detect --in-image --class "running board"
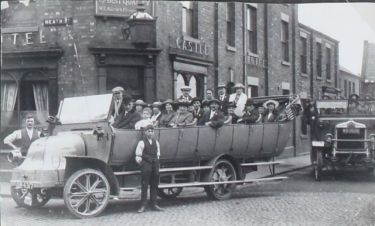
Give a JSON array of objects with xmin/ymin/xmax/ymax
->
[
  {"xmin": 240, "ymin": 161, "xmax": 283, "ymax": 167},
  {"xmin": 158, "ymin": 176, "xmax": 288, "ymax": 189}
]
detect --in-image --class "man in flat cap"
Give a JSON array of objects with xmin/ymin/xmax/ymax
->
[
  {"xmin": 110, "ymin": 86, "xmax": 127, "ymax": 125},
  {"xmin": 228, "ymin": 83, "xmax": 248, "ymax": 117},
  {"xmin": 178, "ymin": 86, "xmax": 193, "ymax": 103},
  {"xmin": 135, "ymin": 124, "xmax": 164, "ymax": 213},
  {"xmin": 198, "ymin": 99, "xmax": 225, "ymax": 128}
]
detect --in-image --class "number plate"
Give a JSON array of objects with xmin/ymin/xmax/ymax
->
[
  {"xmin": 343, "ymin": 128, "xmax": 360, "ymax": 134},
  {"xmin": 312, "ymin": 141, "xmax": 325, "ymax": 147}
]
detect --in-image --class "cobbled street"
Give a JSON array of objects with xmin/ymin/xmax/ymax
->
[{"xmin": 1, "ymin": 167, "xmax": 375, "ymax": 226}]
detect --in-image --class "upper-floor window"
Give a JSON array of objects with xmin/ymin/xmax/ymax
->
[
  {"xmin": 316, "ymin": 42, "xmax": 322, "ymax": 78},
  {"xmin": 300, "ymin": 36, "xmax": 307, "ymax": 74},
  {"xmin": 226, "ymin": 3, "xmax": 235, "ymax": 46},
  {"xmin": 182, "ymin": 1, "xmax": 198, "ymax": 38},
  {"xmin": 281, "ymin": 20, "xmax": 289, "ymax": 62},
  {"xmin": 326, "ymin": 47, "xmax": 331, "ymax": 80},
  {"xmin": 247, "ymin": 5, "xmax": 257, "ymax": 54}
]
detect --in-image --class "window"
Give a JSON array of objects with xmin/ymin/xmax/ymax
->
[
  {"xmin": 344, "ymin": 80, "xmax": 347, "ymax": 97},
  {"xmin": 226, "ymin": 3, "xmax": 235, "ymax": 46},
  {"xmin": 247, "ymin": 5, "xmax": 257, "ymax": 54},
  {"xmin": 182, "ymin": 1, "xmax": 198, "ymax": 38},
  {"xmin": 106, "ymin": 67, "xmax": 144, "ymax": 99},
  {"xmin": 247, "ymin": 85, "xmax": 258, "ymax": 98},
  {"xmin": 316, "ymin": 42, "xmax": 322, "ymax": 78},
  {"xmin": 326, "ymin": 47, "xmax": 331, "ymax": 80},
  {"xmin": 281, "ymin": 20, "xmax": 289, "ymax": 62},
  {"xmin": 300, "ymin": 37, "xmax": 307, "ymax": 74},
  {"xmin": 229, "ymin": 68, "xmax": 234, "ymax": 82}
]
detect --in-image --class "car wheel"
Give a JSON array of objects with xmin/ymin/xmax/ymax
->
[
  {"xmin": 204, "ymin": 159, "xmax": 237, "ymax": 200},
  {"xmin": 63, "ymin": 168, "xmax": 110, "ymax": 218},
  {"xmin": 11, "ymin": 186, "xmax": 51, "ymax": 209},
  {"xmin": 158, "ymin": 187, "xmax": 183, "ymax": 199},
  {"xmin": 314, "ymin": 150, "xmax": 323, "ymax": 181}
]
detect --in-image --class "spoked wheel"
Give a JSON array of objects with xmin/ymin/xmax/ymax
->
[
  {"xmin": 204, "ymin": 159, "xmax": 237, "ymax": 200},
  {"xmin": 314, "ymin": 150, "xmax": 323, "ymax": 181},
  {"xmin": 10, "ymin": 186, "xmax": 51, "ymax": 208},
  {"xmin": 158, "ymin": 187, "xmax": 183, "ymax": 199},
  {"xmin": 63, "ymin": 169, "xmax": 110, "ymax": 218}
]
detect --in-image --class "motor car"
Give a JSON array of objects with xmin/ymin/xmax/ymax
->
[
  {"xmin": 9, "ymin": 93, "xmax": 302, "ymax": 218},
  {"xmin": 310, "ymin": 99, "xmax": 375, "ymax": 181}
]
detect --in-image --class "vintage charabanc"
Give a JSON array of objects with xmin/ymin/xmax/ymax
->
[
  {"xmin": 8, "ymin": 93, "xmax": 302, "ymax": 218},
  {"xmin": 310, "ymin": 98, "xmax": 375, "ymax": 181}
]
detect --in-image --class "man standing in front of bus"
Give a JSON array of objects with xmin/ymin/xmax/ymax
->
[{"xmin": 135, "ymin": 124, "xmax": 164, "ymax": 213}]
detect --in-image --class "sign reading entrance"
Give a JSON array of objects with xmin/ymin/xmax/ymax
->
[{"xmin": 95, "ymin": 0, "xmax": 151, "ymax": 18}]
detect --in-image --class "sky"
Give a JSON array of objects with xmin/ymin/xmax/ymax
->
[{"xmin": 298, "ymin": 3, "xmax": 375, "ymax": 76}]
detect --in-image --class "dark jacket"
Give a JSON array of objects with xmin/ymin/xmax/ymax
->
[
  {"xmin": 198, "ymin": 110, "xmax": 225, "ymax": 128},
  {"xmin": 263, "ymin": 110, "xmax": 278, "ymax": 123},
  {"xmin": 114, "ymin": 109, "xmax": 142, "ymax": 129},
  {"xmin": 241, "ymin": 109, "xmax": 259, "ymax": 124},
  {"xmin": 192, "ymin": 108, "xmax": 204, "ymax": 121},
  {"xmin": 217, "ymin": 94, "xmax": 229, "ymax": 112},
  {"xmin": 20, "ymin": 128, "xmax": 39, "ymax": 155},
  {"xmin": 110, "ymin": 99, "xmax": 126, "ymax": 120}
]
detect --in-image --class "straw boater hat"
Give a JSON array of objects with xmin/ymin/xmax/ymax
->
[
  {"xmin": 151, "ymin": 101, "xmax": 162, "ymax": 108},
  {"xmin": 180, "ymin": 85, "xmax": 191, "ymax": 91},
  {"xmin": 134, "ymin": 99, "xmax": 147, "ymax": 106},
  {"xmin": 233, "ymin": 83, "xmax": 245, "ymax": 90},
  {"xmin": 112, "ymin": 86, "xmax": 124, "ymax": 93},
  {"xmin": 263, "ymin": 99, "xmax": 279, "ymax": 109}
]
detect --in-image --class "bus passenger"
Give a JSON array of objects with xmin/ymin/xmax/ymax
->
[
  {"xmin": 168, "ymin": 101, "xmax": 194, "ymax": 127},
  {"xmin": 191, "ymin": 97, "xmax": 204, "ymax": 122},
  {"xmin": 135, "ymin": 107, "xmax": 153, "ymax": 130},
  {"xmin": 201, "ymin": 100, "xmax": 210, "ymax": 114},
  {"xmin": 198, "ymin": 99, "xmax": 225, "ymax": 128},
  {"xmin": 256, "ymin": 106, "xmax": 266, "ymax": 123},
  {"xmin": 158, "ymin": 99, "xmax": 176, "ymax": 127},
  {"xmin": 114, "ymin": 100, "xmax": 141, "ymax": 129},
  {"xmin": 134, "ymin": 99, "xmax": 147, "ymax": 115},
  {"xmin": 238, "ymin": 100, "xmax": 259, "ymax": 124},
  {"xmin": 228, "ymin": 83, "xmax": 247, "ymax": 117},
  {"xmin": 150, "ymin": 102, "xmax": 162, "ymax": 127},
  {"xmin": 263, "ymin": 100, "xmax": 279, "ymax": 123},
  {"xmin": 224, "ymin": 102, "xmax": 238, "ymax": 124}
]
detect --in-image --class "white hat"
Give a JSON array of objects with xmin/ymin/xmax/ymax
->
[
  {"xmin": 233, "ymin": 83, "xmax": 245, "ymax": 90},
  {"xmin": 180, "ymin": 86, "xmax": 191, "ymax": 91},
  {"xmin": 263, "ymin": 99, "xmax": 279, "ymax": 109}
]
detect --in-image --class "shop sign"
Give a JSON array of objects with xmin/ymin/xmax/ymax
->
[
  {"xmin": 175, "ymin": 36, "xmax": 209, "ymax": 56},
  {"xmin": 44, "ymin": 17, "xmax": 72, "ymax": 26},
  {"xmin": 95, "ymin": 0, "xmax": 151, "ymax": 18},
  {"xmin": 1, "ymin": 30, "xmax": 46, "ymax": 46},
  {"xmin": 246, "ymin": 54, "xmax": 266, "ymax": 69}
]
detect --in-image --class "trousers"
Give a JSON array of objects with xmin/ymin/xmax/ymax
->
[{"xmin": 140, "ymin": 159, "xmax": 159, "ymax": 206}]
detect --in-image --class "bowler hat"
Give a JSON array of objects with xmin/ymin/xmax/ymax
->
[{"xmin": 263, "ymin": 99, "xmax": 279, "ymax": 109}]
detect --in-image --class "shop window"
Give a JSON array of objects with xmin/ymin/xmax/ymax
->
[
  {"xmin": 326, "ymin": 47, "xmax": 331, "ymax": 80},
  {"xmin": 106, "ymin": 67, "xmax": 144, "ymax": 99},
  {"xmin": 246, "ymin": 5, "xmax": 257, "ymax": 54},
  {"xmin": 316, "ymin": 42, "xmax": 322, "ymax": 78},
  {"xmin": 181, "ymin": 1, "xmax": 198, "ymax": 38},
  {"xmin": 300, "ymin": 36, "xmax": 307, "ymax": 74},
  {"xmin": 281, "ymin": 20, "xmax": 289, "ymax": 62},
  {"xmin": 226, "ymin": 2, "xmax": 235, "ymax": 47}
]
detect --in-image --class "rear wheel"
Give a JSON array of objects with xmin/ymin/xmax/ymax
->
[
  {"xmin": 11, "ymin": 186, "xmax": 51, "ymax": 208},
  {"xmin": 63, "ymin": 168, "xmax": 110, "ymax": 218},
  {"xmin": 158, "ymin": 187, "xmax": 183, "ymax": 199},
  {"xmin": 314, "ymin": 150, "xmax": 323, "ymax": 181},
  {"xmin": 204, "ymin": 159, "xmax": 237, "ymax": 200}
]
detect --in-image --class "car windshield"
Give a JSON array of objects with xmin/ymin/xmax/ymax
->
[
  {"xmin": 316, "ymin": 100, "xmax": 375, "ymax": 116},
  {"xmin": 58, "ymin": 94, "xmax": 113, "ymax": 124}
]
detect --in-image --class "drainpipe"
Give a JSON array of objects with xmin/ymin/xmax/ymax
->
[
  {"xmin": 264, "ymin": 4, "xmax": 269, "ymax": 96},
  {"xmin": 243, "ymin": 3, "xmax": 247, "ymax": 90},
  {"xmin": 214, "ymin": 3, "xmax": 219, "ymax": 89},
  {"xmin": 291, "ymin": 5, "xmax": 297, "ymax": 157},
  {"xmin": 310, "ymin": 30, "xmax": 314, "ymax": 99}
]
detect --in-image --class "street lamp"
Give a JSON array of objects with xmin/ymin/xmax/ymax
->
[{"xmin": 126, "ymin": 3, "xmax": 156, "ymax": 49}]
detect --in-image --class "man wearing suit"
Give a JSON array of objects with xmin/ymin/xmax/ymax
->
[
  {"xmin": 114, "ymin": 100, "xmax": 141, "ymax": 129},
  {"xmin": 217, "ymin": 83, "xmax": 229, "ymax": 113},
  {"xmin": 198, "ymin": 99, "xmax": 225, "ymax": 129},
  {"xmin": 228, "ymin": 83, "xmax": 247, "ymax": 117},
  {"xmin": 177, "ymin": 86, "xmax": 193, "ymax": 103},
  {"xmin": 191, "ymin": 97, "xmax": 204, "ymax": 121},
  {"xmin": 110, "ymin": 86, "xmax": 127, "ymax": 125}
]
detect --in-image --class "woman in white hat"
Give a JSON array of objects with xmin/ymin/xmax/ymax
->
[
  {"xmin": 228, "ymin": 83, "xmax": 248, "ymax": 117},
  {"xmin": 263, "ymin": 99, "xmax": 279, "ymax": 123}
]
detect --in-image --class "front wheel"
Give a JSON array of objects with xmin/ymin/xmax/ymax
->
[
  {"xmin": 204, "ymin": 159, "xmax": 237, "ymax": 200},
  {"xmin": 63, "ymin": 168, "xmax": 110, "ymax": 218},
  {"xmin": 11, "ymin": 186, "xmax": 51, "ymax": 208}
]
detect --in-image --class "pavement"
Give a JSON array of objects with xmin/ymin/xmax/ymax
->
[{"xmin": 0, "ymin": 153, "xmax": 311, "ymax": 198}]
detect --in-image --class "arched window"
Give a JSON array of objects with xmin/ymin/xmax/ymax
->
[
  {"xmin": 189, "ymin": 75, "xmax": 197, "ymax": 98},
  {"xmin": 176, "ymin": 73, "xmax": 185, "ymax": 98}
]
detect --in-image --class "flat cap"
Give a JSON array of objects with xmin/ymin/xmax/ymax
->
[{"xmin": 112, "ymin": 86, "xmax": 124, "ymax": 93}]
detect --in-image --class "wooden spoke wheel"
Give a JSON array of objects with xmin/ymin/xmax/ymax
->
[
  {"xmin": 204, "ymin": 159, "xmax": 237, "ymax": 200},
  {"xmin": 63, "ymin": 169, "xmax": 110, "ymax": 218},
  {"xmin": 11, "ymin": 186, "xmax": 51, "ymax": 209},
  {"xmin": 314, "ymin": 150, "xmax": 323, "ymax": 181},
  {"xmin": 158, "ymin": 187, "xmax": 183, "ymax": 199}
]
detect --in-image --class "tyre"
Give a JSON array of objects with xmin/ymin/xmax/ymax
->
[
  {"xmin": 204, "ymin": 159, "xmax": 237, "ymax": 200},
  {"xmin": 63, "ymin": 168, "xmax": 110, "ymax": 218},
  {"xmin": 157, "ymin": 187, "xmax": 183, "ymax": 199},
  {"xmin": 314, "ymin": 150, "xmax": 323, "ymax": 181},
  {"xmin": 11, "ymin": 186, "xmax": 51, "ymax": 208}
]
